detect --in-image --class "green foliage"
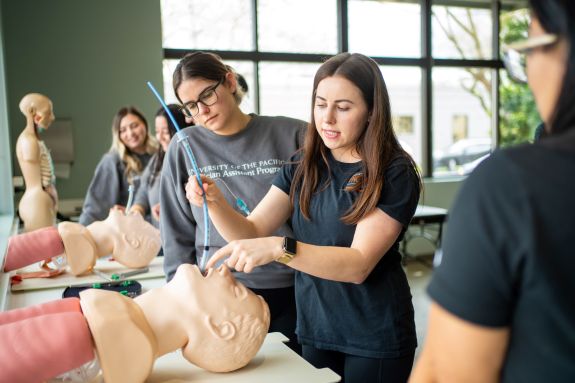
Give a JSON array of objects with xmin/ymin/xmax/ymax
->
[
  {"xmin": 499, "ymin": 9, "xmax": 541, "ymax": 146},
  {"xmin": 500, "ymin": 10, "xmax": 529, "ymax": 44},
  {"xmin": 499, "ymin": 73, "xmax": 540, "ymax": 146}
]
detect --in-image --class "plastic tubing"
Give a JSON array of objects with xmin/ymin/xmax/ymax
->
[
  {"xmin": 146, "ymin": 82, "xmax": 211, "ymax": 271},
  {"xmin": 215, "ymin": 178, "xmax": 251, "ymax": 216},
  {"xmin": 125, "ymin": 184, "xmax": 135, "ymax": 215}
]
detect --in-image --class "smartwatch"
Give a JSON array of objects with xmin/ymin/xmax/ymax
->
[{"xmin": 276, "ymin": 236, "xmax": 297, "ymax": 264}]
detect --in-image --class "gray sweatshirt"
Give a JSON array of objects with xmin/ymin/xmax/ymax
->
[
  {"xmin": 133, "ymin": 153, "xmax": 161, "ymax": 228},
  {"xmin": 79, "ymin": 151, "xmax": 152, "ymax": 225},
  {"xmin": 160, "ymin": 114, "xmax": 305, "ymax": 288}
]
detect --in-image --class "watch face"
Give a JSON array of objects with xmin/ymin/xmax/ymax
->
[{"xmin": 283, "ymin": 237, "xmax": 297, "ymax": 255}]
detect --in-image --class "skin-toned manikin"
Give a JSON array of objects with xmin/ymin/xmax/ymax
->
[
  {"xmin": 4, "ymin": 208, "xmax": 161, "ymax": 275},
  {"xmin": 0, "ymin": 264, "xmax": 271, "ymax": 383},
  {"xmin": 16, "ymin": 93, "xmax": 57, "ymax": 232}
]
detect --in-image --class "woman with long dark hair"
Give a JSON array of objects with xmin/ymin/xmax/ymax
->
[
  {"xmin": 411, "ymin": 1, "xmax": 575, "ymax": 382},
  {"xmin": 188, "ymin": 52, "xmax": 422, "ymax": 382}
]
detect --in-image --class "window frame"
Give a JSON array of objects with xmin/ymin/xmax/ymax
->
[{"xmin": 163, "ymin": 0, "xmax": 524, "ymax": 177}]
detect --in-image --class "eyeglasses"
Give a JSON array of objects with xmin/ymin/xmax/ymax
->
[
  {"xmin": 180, "ymin": 79, "xmax": 223, "ymax": 118},
  {"xmin": 502, "ymin": 33, "xmax": 558, "ymax": 84}
]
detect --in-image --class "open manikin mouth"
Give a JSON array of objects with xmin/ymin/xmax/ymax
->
[
  {"xmin": 200, "ymin": 264, "xmax": 229, "ymax": 278},
  {"xmin": 190, "ymin": 263, "xmax": 219, "ymax": 278}
]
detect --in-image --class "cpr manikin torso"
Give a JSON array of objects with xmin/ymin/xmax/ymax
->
[
  {"xmin": 82, "ymin": 264, "xmax": 270, "ymax": 382},
  {"xmin": 16, "ymin": 93, "xmax": 58, "ymax": 232},
  {"xmin": 0, "ymin": 264, "xmax": 271, "ymax": 383},
  {"xmin": 4, "ymin": 209, "xmax": 161, "ymax": 275}
]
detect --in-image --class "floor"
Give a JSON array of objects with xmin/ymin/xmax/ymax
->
[{"xmin": 404, "ymin": 254, "xmax": 434, "ymax": 358}]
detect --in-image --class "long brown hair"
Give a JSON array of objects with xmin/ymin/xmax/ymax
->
[
  {"xmin": 110, "ymin": 106, "xmax": 158, "ymax": 183},
  {"xmin": 290, "ymin": 53, "xmax": 421, "ymax": 224}
]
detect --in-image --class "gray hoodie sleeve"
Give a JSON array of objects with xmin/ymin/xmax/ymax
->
[
  {"xmin": 79, "ymin": 153, "xmax": 124, "ymax": 226},
  {"xmin": 160, "ymin": 136, "xmax": 197, "ymax": 281},
  {"xmin": 133, "ymin": 156, "xmax": 155, "ymax": 213}
]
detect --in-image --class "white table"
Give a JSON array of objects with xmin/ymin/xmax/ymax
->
[
  {"xmin": 401, "ymin": 205, "xmax": 448, "ymax": 264},
  {"xmin": 148, "ymin": 333, "xmax": 340, "ymax": 383}
]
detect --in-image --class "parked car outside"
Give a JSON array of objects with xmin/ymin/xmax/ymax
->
[
  {"xmin": 460, "ymin": 153, "xmax": 490, "ymax": 175},
  {"xmin": 434, "ymin": 138, "xmax": 492, "ymax": 172}
]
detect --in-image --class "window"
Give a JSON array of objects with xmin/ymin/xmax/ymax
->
[
  {"xmin": 161, "ymin": 0, "xmax": 530, "ymax": 178},
  {"xmin": 258, "ymin": 0, "xmax": 338, "ymax": 54},
  {"xmin": 348, "ymin": 0, "xmax": 421, "ymax": 58},
  {"xmin": 161, "ymin": 0, "xmax": 253, "ymax": 51},
  {"xmin": 383, "ymin": 66, "xmax": 422, "ymax": 165},
  {"xmin": 433, "ymin": 67, "xmax": 493, "ymax": 176},
  {"xmin": 432, "ymin": 3, "xmax": 493, "ymax": 59},
  {"xmin": 259, "ymin": 62, "xmax": 320, "ymax": 121}
]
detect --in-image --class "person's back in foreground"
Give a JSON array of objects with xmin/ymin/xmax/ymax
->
[{"xmin": 410, "ymin": 1, "xmax": 575, "ymax": 382}]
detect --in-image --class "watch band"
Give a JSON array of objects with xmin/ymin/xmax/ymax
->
[{"xmin": 276, "ymin": 237, "xmax": 297, "ymax": 264}]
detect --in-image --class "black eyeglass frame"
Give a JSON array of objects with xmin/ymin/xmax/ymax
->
[{"xmin": 180, "ymin": 78, "xmax": 224, "ymax": 118}]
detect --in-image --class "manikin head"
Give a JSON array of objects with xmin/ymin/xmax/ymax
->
[
  {"xmin": 167, "ymin": 264, "xmax": 270, "ymax": 372},
  {"xmin": 99, "ymin": 209, "xmax": 161, "ymax": 268},
  {"xmin": 19, "ymin": 93, "xmax": 55, "ymax": 131}
]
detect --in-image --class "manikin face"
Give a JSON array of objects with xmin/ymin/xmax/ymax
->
[
  {"xmin": 103, "ymin": 209, "xmax": 161, "ymax": 268},
  {"xmin": 176, "ymin": 74, "xmax": 239, "ymax": 136},
  {"xmin": 168, "ymin": 264, "xmax": 270, "ymax": 371},
  {"xmin": 314, "ymin": 75, "xmax": 370, "ymax": 163},
  {"xmin": 155, "ymin": 115, "xmax": 171, "ymax": 151},
  {"xmin": 168, "ymin": 264, "xmax": 266, "ymax": 322},
  {"xmin": 119, "ymin": 113, "xmax": 148, "ymax": 153},
  {"xmin": 526, "ymin": 17, "xmax": 568, "ymax": 127},
  {"xmin": 34, "ymin": 99, "xmax": 55, "ymax": 130}
]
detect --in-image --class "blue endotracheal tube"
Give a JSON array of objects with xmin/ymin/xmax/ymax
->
[{"xmin": 147, "ymin": 81, "xmax": 211, "ymax": 272}]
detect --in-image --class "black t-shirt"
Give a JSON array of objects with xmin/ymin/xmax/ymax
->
[
  {"xmin": 273, "ymin": 151, "xmax": 420, "ymax": 358},
  {"xmin": 428, "ymin": 134, "xmax": 575, "ymax": 382}
]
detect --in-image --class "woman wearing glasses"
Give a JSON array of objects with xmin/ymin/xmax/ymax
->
[
  {"xmin": 411, "ymin": 1, "xmax": 575, "ymax": 382},
  {"xmin": 79, "ymin": 106, "xmax": 158, "ymax": 226},
  {"xmin": 160, "ymin": 52, "xmax": 305, "ymax": 353}
]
